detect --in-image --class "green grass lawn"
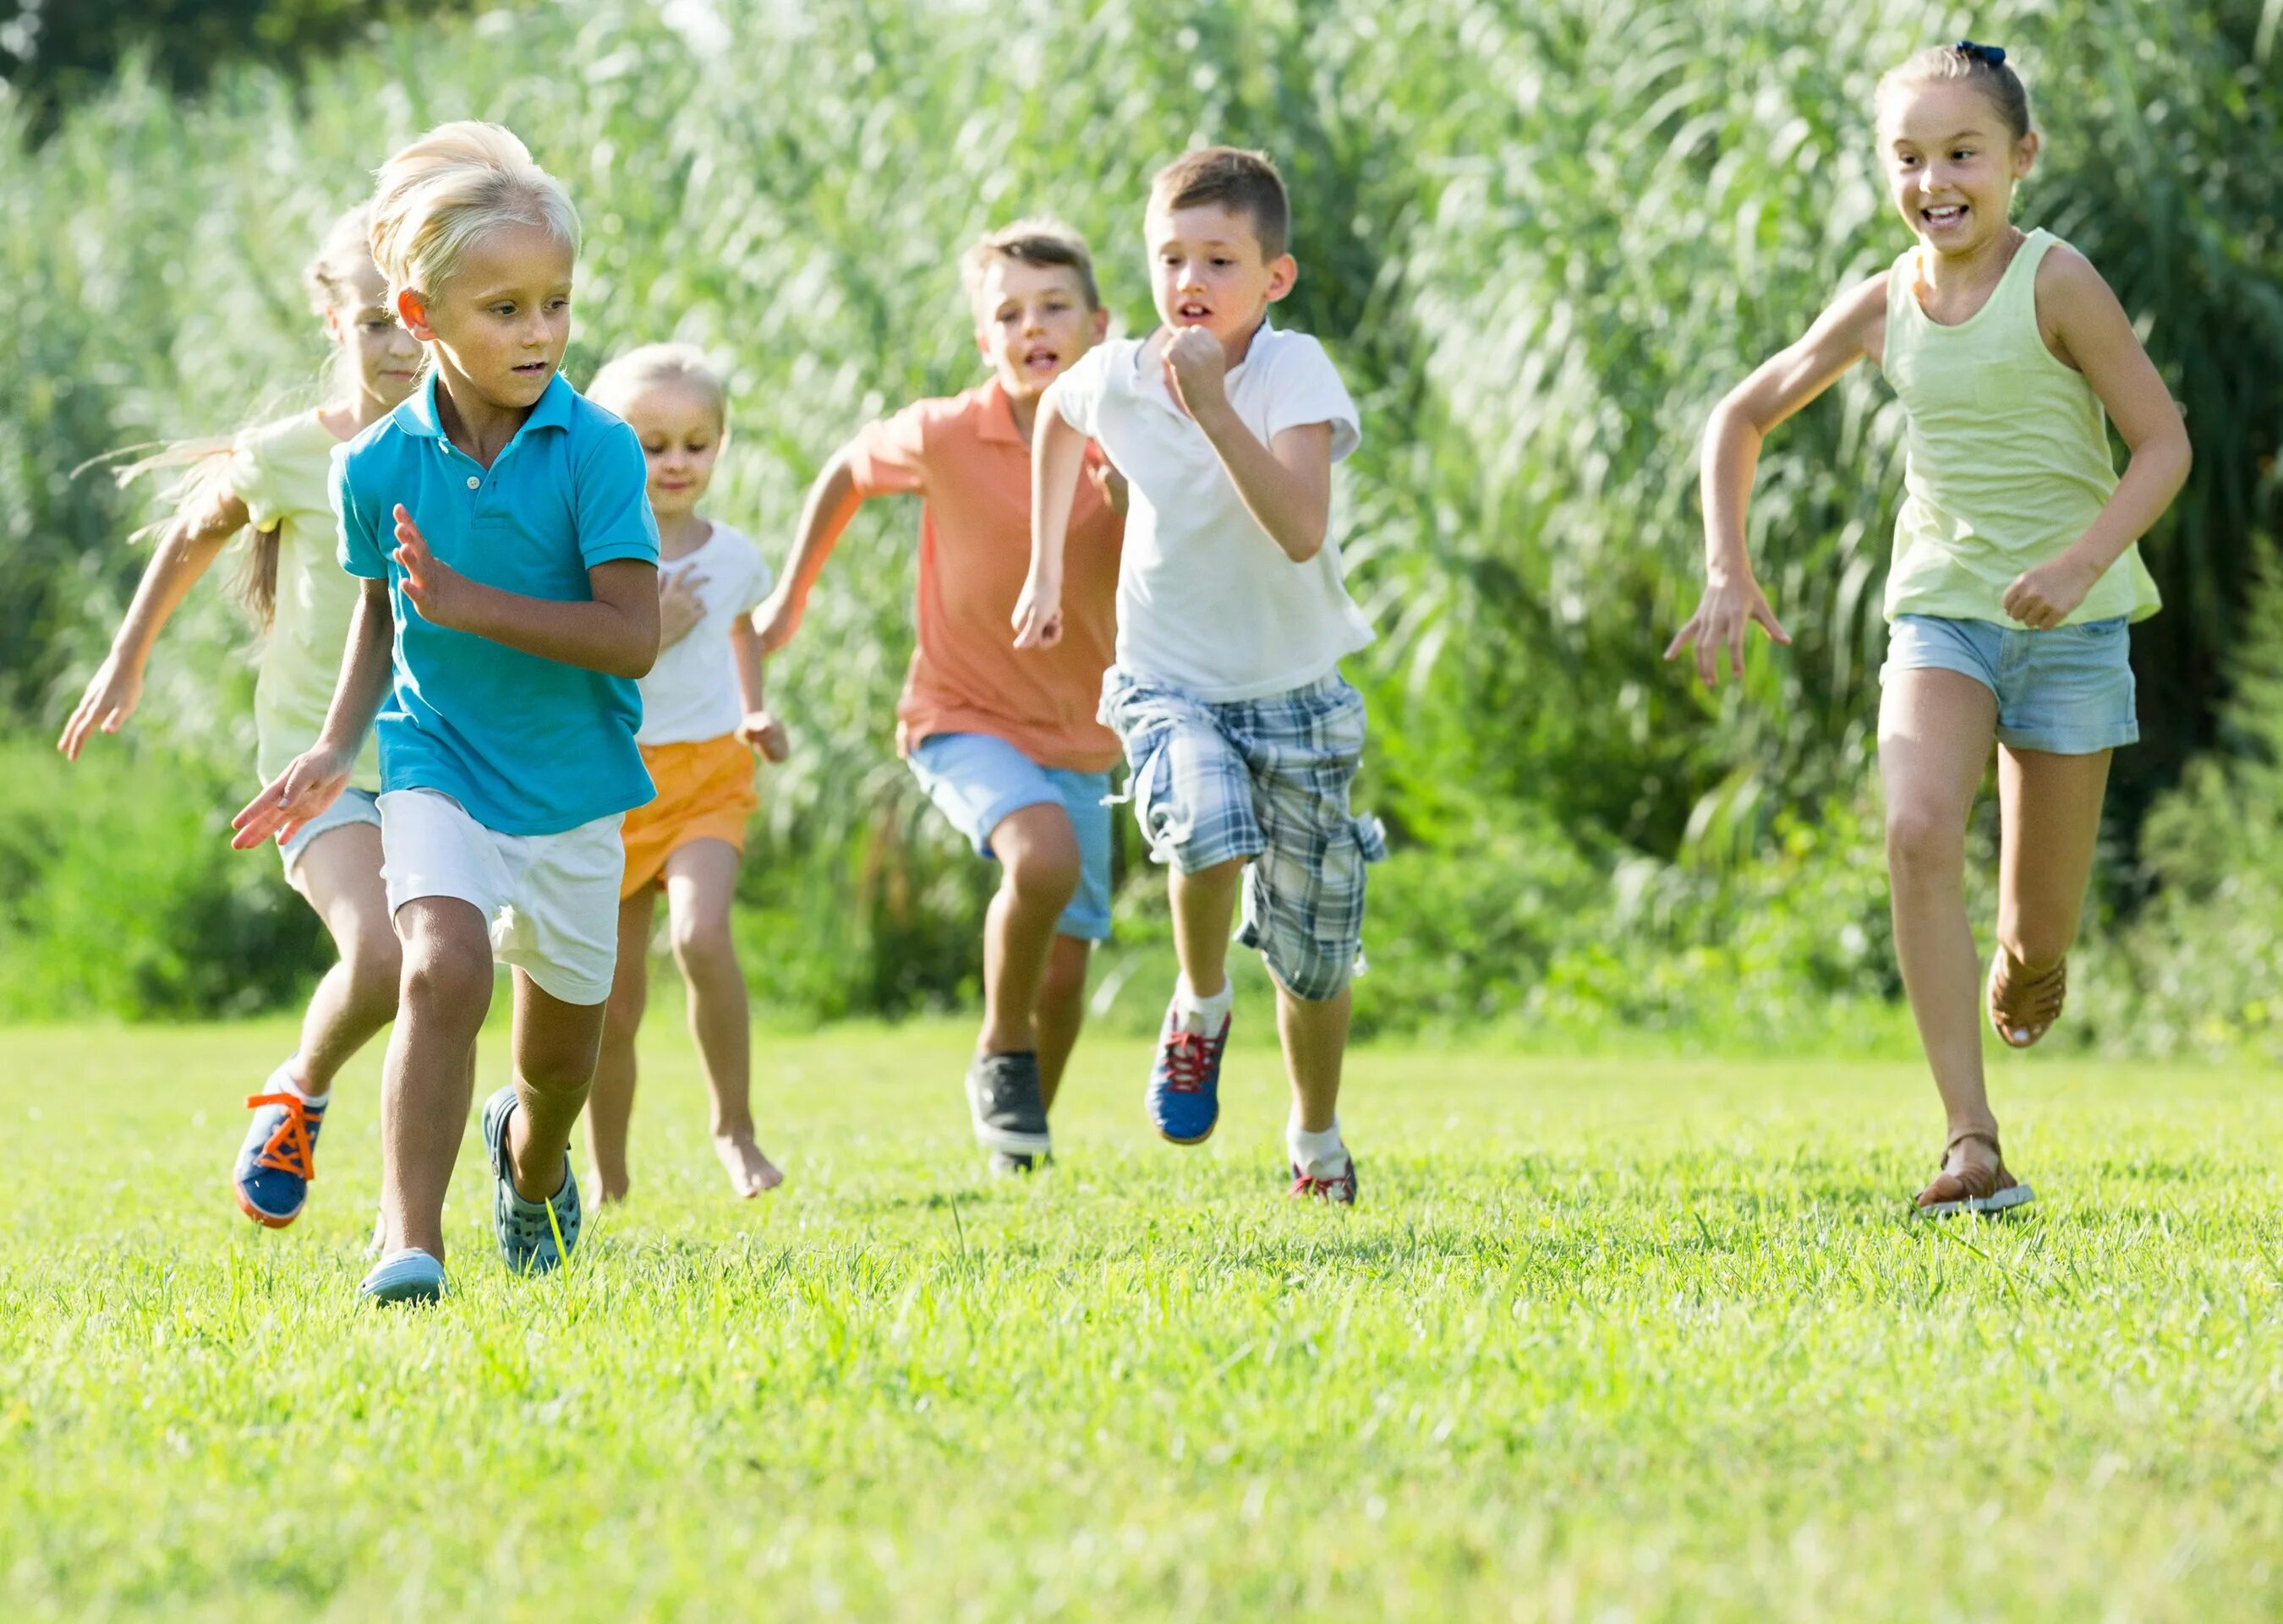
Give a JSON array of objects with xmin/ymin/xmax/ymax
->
[{"xmin": 3, "ymin": 1015, "xmax": 2280, "ymax": 1621}]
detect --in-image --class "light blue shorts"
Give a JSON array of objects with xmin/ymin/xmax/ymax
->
[
  {"xmin": 1882, "ymin": 615, "xmax": 2139, "ymax": 755},
  {"xmin": 906, "ymin": 733, "xmax": 1114, "ymax": 942},
  {"xmin": 279, "ymin": 786, "xmax": 383, "ymax": 879}
]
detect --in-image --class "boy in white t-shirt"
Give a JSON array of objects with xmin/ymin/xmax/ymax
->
[
  {"xmin": 1016, "ymin": 147, "xmax": 1381, "ymax": 1204},
  {"xmin": 585, "ymin": 344, "xmax": 789, "ymax": 1202}
]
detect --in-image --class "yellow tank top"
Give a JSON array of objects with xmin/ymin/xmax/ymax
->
[{"xmin": 1880, "ymin": 227, "xmax": 2161, "ymax": 626}]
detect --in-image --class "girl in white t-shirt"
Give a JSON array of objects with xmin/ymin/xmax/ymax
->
[
  {"xmin": 585, "ymin": 344, "xmax": 788, "ymax": 1200},
  {"xmin": 58, "ymin": 204, "xmax": 422, "ymax": 1232}
]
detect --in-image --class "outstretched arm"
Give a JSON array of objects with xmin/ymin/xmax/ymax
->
[
  {"xmin": 753, "ymin": 444, "xmax": 865, "ymax": 653},
  {"xmin": 1667, "ymin": 272, "xmax": 1886, "ymax": 687},
  {"xmin": 230, "ymin": 577, "xmax": 394, "ymax": 850},
  {"xmin": 391, "ymin": 505, "xmax": 660, "ymax": 678},
  {"xmin": 2001, "ymin": 248, "xmax": 2192, "ymax": 629},
  {"xmin": 1013, "ymin": 386, "xmax": 1089, "ymax": 649},
  {"xmin": 58, "ymin": 484, "xmax": 249, "ymax": 758}
]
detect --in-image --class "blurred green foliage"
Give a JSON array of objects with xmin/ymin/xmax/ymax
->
[{"xmin": 0, "ymin": 0, "xmax": 2276, "ymax": 1034}]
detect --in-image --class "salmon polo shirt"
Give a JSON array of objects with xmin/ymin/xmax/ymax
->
[
  {"xmin": 335, "ymin": 371, "xmax": 660, "ymax": 836},
  {"xmin": 846, "ymin": 377, "xmax": 1124, "ymax": 774}
]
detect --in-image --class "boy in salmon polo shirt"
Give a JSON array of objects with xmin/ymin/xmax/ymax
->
[{"xmin": 755, "ymin": 221, "xmax": 1123, "ymax": 1174}]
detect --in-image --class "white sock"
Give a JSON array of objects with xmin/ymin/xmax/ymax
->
[
  {"xmin": 1288, "ymin": 1115, "xmax": 1347, "ymax": 1178},
  {"xmin": 271, "ymin": 1057, "xmax": 329, "ymax": 1107},
  {"xmin": 1174, "ymin": 973, "xmax": 1234, "ymax": 1034}
]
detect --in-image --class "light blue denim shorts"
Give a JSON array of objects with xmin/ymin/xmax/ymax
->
[
  {"xmin": 1882, "ymin": 615, "xmax": 2139, "ymax": 754},
  {"xmin": 906, "ymin": 732, "xmax": 1114, "ymax": 942},
  {"xmin": 279, "ymin": 786, "xmax": 383, "ymax": 879}
]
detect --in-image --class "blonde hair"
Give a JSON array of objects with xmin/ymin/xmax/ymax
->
[
  {"xmin": 586, "ymin": 342, "xmax": 727, "ymax": 433},
  {"xmin": 101, "ymin": 200, "xmax": 386, "ymax": 632},
  {"xmin": 1877, "ymin": 42, "xmax": 2034, "ymax": 143},
  {"xmin": 961, "ymin": 219, "xmax": 1100, "ymax": 310},
  {"xmin": 367, "ymin": 121, "xmax": 580, "ymax": 309}
]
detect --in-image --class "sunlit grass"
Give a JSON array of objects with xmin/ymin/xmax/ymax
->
[{"xmin": 3, "ymin": 1018, "xmax": 2280, "ymax": 1620}]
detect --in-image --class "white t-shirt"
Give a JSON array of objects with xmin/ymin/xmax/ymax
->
[
  {"xmin": 637, "ymin": 522, "xmax": 775, "ymax": 746},
  {"xmin": 1054, "ymin": 323, "xmax": 1370, "ymax": 702}
]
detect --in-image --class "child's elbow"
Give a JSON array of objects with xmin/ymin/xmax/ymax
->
[{"xmin": 1286, "ymin": 527, "xmax": 1328, "ymax": 564}]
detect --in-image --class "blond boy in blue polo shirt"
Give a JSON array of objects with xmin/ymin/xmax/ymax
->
[{"xmin": 233, "ymin": 123, "xmax": 660, "ymax": 1303}]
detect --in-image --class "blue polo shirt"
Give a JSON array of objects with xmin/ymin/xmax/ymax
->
[{"xmin": 335, "ymin": 372, "xmax": 660, "ymax": 836}]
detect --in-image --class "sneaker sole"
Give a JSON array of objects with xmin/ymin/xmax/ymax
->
[
  {"xmin": 233, "ymin": 1184, "xmax": 302, "ymax": 1229},
  {"xmin": 1155, "ymin": 1121, "xmax": 1217, "ymax": 1146}
]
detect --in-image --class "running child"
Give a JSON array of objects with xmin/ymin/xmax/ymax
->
[
  {"xmin": 1016, "ymin": 149, "xmax": 1382, "ymax": 1204},
  {"xmin": 756, "ymin": 221, "xmax": 1124, "ymax": 1174},
  {"xmin": 1667, "ymin": 42, "xmax": 2190, "ymax": 1214},
  {"xmin": 584, "ymin": 342, "xmax": 787, "ymax": 1202},
  {"xmin": 59, "ymin": 203, "xmax": 421, "ymax": 1231},
  {"xmin": 233, "ymin": 122, "xmax": 662, "ymax": 1302}
]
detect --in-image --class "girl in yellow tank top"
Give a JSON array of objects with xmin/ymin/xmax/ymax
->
[{"xmin": 1669, "ymin": 42, "xmax": 2192, "ymax": 1217}]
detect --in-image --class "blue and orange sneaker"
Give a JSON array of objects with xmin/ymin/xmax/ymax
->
[
  {"xmin": 233, "ymin": 1064, "xmax": 326, "ymax": 1228},
  {"xmin": 1147, "ymin": 998, "xmax": 1229, "ymax": 1146},
  {"xmin": 1289, "ymin": 1155, "xmax": 1358, "ymax": 1206}
]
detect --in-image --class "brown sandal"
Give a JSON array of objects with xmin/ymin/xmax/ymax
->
[
  {"xmin": 1987, "ymin": 948, "xmax": 2066, "ymax": 1048},
  {"xmin": 1914, "ymin": 1130, "xmax": 2035, "ymax": 1217}
]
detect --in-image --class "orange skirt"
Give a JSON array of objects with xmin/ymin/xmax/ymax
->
[{"xmin": 620, "ymin": 735, "xmax": 759, "ymax": 898}]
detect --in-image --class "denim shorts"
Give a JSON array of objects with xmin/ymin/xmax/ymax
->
[
  {"xmin": 1882, "ymin": 615, "xmax": 2138, "ymax": 755},
  {"xmin": 906, "ymin": 732, "xmax": 1114, "ymax": 942},
  {"xmin": 279, "ymin": 785, "xmax": 383, "ymax": 881}
]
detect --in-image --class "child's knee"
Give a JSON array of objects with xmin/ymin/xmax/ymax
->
[
  {"xmin": 1884, "ymin": 803, "xmax": 1963, "ymax": 877},
  {"xmin": 345, "ymin": 930, "xmax": 404, "ymax": 1011},
  {"xmin": 400, "ymin": 930, "xmax": 490, "ymax": 1016},
  {"xmin": 668, "ymin": 908, "xmax": 736, "ymax": 976},
  {"xmin": 1005, "ymin": 840, "xmax": 1081, "ymax": 908}
]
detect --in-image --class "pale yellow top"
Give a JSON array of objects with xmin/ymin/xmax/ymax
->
[
  {"xmin": 227, "ymin": 413, "xmax": 382, "ymax": 790},
  {"xmin": 1880, "ymin": 228, "xmax": 2161, "ymax": 626}
]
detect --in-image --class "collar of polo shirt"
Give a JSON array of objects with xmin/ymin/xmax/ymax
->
[{"xmin": 397, "ymin": 371, "xmax": 577, "ymax": 445}]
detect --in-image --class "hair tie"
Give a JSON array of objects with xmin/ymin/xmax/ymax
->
[{"xmin": 1954, "ymin": 40, "xmax": 2007, "ymax": 67}]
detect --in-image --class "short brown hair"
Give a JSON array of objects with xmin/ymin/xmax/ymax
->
[
  {"xmin": 1148, "ymin": 147, "xmax": 1289, "ymax": 260},
  {"xmin": 961, "ymin": 219, "xmax": 1100, "ymax": 310}
]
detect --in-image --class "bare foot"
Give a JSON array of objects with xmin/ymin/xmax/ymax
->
[
  {"xmin": 714, "ymin": 1130, "xmax": 784, "ymax": 1199},
  {"xmin": 589, "ymin": 1168, "xmax": 631, "ymax": 1206}
]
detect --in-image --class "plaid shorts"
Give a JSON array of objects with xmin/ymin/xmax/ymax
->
[{"xmin": 1101, "ymin": 666, "xmax": 1386, "ymax": 1002}]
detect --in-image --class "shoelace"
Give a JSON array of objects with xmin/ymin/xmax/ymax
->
[
  {"xmin": 1158, "ymin": 1029, "xmax": 1223, "ymax": 1094},
  {"xmin": 244, "ymin": 1091, "xmax": 320, "ymax": 1181},
  {"xmin": 1289, "ymin": 1167, "xmax": 1353, "ymax": 1199}
]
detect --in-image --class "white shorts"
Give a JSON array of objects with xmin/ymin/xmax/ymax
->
[{"xmin": 378, "ymin": 789, "xmax": 627, "ymax": 1006}]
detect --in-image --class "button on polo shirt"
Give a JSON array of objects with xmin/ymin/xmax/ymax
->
[{"xmin": 335, "ymin": 371, "xmax": 660, "ymax": 836}]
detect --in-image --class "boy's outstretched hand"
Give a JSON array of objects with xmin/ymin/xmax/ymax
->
[
  {"xmin": 737, "ymin": 708, "xmax": 791, "ymax": 763},
  {"xmin": 1161, "ymin": 327, "xmax": 1230, "ymax": 422},
  {"xmin": 392, "ymin": 505, "xmax": 473, "ymax": 630},
  {"xmin": 230, "ymin": 743, "xmax": 354, "ymax": 851},
  {"xmin": 1666, "ymin": 573, "xmax": 1792, "ymax": 688},
  {"xmin": 1010, "ymin": 574, "xmax": 1064, "ymax": 650}
]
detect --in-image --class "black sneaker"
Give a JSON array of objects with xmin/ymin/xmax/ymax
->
[{"xmin": 965, "ymin": 1051, "xmax": 1050, "ymax": 1158}]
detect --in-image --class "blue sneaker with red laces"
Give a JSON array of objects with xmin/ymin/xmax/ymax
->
[{"xmin": 1147, "ymin": 998, "xmax": 1229, "ymax": 1146}]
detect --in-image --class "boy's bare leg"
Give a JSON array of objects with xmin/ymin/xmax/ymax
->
[
  {"xmin": 1033, "ymin": 934, "xmax": 1092, "ymax": 1109},
  {"xmin": 587, "ymin": 885, "xmax": 656, "ymax": 1203},
  {"xmin": 287, "ymin": 823, "xmax": 402, "ymax": 1089},
  {"xmin": 1878, "ymin": 670, "xmax": 2002, "ymax": 1171},
  {"xmin": 381, "ymin": 897, "xmax": 494, "ymax": 1260},
  {"xmin": 1276, "ymin": 984, "xmax": 1350, "ymax": 1133},
  {"xmin": 662, "ymin": 839, "xmax": 780, "ymax": 1197},
  {"xmin": 1170, "ymin": 857, "xmax": 1245, "ymax": 1001},
  {"xmin": 506, "ymin": 972, "xmax": 608, "ymax": 1204},
  {"xmin": 1995, "ymin": 745, "xmax": 2111, "ymax": 978},
  {"xmin": 979, "ymin": 804, "xmax": 1081, "ymax": 1056}
]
